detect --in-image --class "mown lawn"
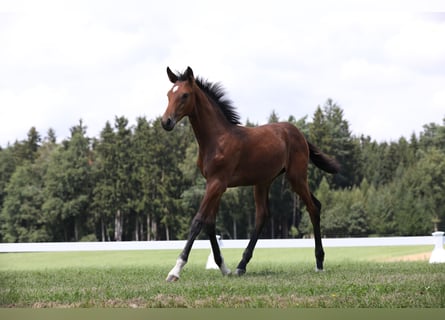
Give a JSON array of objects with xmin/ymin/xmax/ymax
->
[{"xmin": 1, "ymin": 246, "xmax": 444, "ymax": 307}]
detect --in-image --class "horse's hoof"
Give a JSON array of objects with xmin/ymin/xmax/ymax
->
[
  {"xmin": 166, "ymin": 274, "xmax": 179, "ymax": 282},
  {"xmin": 315, "ymin": 261, "xmax": 324, "ymax": 272},
  {"xmin": 222, "ymin": 269, "xmax": 232, "ymax": 276},
  {"xmin": 220, "ymin": 262, "xmax": 231, "ymax": 276},
  {"xmin": 235, "ymin": 268, "xmax": 246, "ymax": 276}
]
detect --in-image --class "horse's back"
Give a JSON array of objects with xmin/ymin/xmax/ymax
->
[
  {"xmin": 226, "ymin": 122, "xmax": 309, "ymax": 186},
  {"xmin": 245, "ymin": 122, "xmax": 308, "ymax": 152}
]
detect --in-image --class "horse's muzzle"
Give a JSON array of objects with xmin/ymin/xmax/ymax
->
[{"xmin": 161, "ymin": 117, "xmax": 175, "ymax": 131}]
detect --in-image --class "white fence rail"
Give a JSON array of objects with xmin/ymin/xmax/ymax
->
[{"xmin": 0, "ymin": 236, "xmax": 439, "ymax": 253}]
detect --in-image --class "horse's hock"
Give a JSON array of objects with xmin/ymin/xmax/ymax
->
[{"xmin": 429, "ymin": 231, "xmax": 445, "ymax": 264}]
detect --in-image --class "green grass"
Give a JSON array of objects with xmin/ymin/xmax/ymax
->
[{"xmin": 1, "ymin": 246, "xmax": 445, "ymax": 308}]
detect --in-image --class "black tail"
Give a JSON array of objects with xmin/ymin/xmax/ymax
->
[{"xmin": 308, "ymin": 142, "xmax": 340, "ymax": 174}]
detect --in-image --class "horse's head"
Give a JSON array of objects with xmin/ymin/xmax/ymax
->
[{"xmin": 162, "ymin": 66, "xmax": 196, "ymax": 131}]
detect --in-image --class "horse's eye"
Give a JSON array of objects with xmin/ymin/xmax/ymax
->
[{"xmin": 182, "ymin": 93, "xmax": 189, "ymax": 100}]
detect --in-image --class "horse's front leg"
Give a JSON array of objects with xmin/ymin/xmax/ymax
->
[
  {"xmin": 207, "ymin": 223, "xmax": 231, "ymax": 276},
  {"xmin": 166, "ymin": 218, "xmax": 203, "ymax": 282},
  {"xmin": 166, "ymin": 178, "xmax": 227, "ymax": 282}
]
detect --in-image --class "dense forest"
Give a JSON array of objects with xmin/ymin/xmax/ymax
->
[{"xmin": 1, "ymin": 99, "xmax": 444, "ymax": 242}]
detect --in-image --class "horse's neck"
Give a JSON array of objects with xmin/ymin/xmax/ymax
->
[{"xmin": 189, "ymin": 90, "xmax": 230, "ymax": 149}]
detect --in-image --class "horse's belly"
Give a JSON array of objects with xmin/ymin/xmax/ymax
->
[{"xmin": 228, "ymin": 156, "xmax": 285, "ymax": 187}]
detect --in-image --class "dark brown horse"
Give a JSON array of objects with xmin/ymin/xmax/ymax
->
[{"xmin": 161, "ymin": 66, "xmax": 340, "ymax": 281}]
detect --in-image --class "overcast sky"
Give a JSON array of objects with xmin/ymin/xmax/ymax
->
[{"xmin": 1, "ymin": 1, "xmax": 444, "ymax": 147}]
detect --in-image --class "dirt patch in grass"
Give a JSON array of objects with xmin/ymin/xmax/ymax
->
[{"xmin": 382, "ymin": 252, "xmax": 431, "ymax": 262}]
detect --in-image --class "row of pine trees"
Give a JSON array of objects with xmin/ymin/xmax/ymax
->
[{"xmin": 1, "ymin": 99, "xmax": 444, "ymax": 242}]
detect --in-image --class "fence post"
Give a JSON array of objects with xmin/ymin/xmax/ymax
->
[{"xmin": 429, "ymin": 231, "xmax": 445, "ymax": 264}]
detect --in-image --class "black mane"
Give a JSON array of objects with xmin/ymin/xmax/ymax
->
[{"xmin": 177, "ymin": 72, "xmax": 241, "ymax": 125}]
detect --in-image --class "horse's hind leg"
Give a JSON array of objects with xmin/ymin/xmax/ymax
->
[
  {"xmin": 287, "ymin": 173, "xmax": 324, "ymax": 271},
  {"xmin": 309, "ymin": 193, "xmax": 324, "ymax": 271},
  {"xmin": 236, "ymin": 183, "xmax": 271, "ymax": 276}
]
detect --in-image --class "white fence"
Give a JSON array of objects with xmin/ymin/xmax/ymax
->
[{"xmin": 0, "ymin": 236, "xmax": 439, "ymax": 253}]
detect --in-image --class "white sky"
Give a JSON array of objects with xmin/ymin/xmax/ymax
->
[{"xmin": 1, "ymin": 0, "xmax": 444, "ymax": 146}]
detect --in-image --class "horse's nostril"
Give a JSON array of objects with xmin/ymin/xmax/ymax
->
[{"xmin": 162, "ymin": 117, "xmax": 174, "ymax": 131}]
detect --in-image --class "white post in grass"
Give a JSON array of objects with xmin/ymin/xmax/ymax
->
[
  {"xmin": 429, "ymin": 231, "xmax": 445, "ymax": 264},
  {"xmin": 206, "ymin": 235, "xmax": 222, "ymax": 269}
]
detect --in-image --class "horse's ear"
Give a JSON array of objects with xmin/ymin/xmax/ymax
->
[
  {"xmin": 185, "ymin": 66, "xmax": 195, "ymax": 84},
  {"xmin": 167, "ymin": 67, "xmax": 178, "ymax": 83}
]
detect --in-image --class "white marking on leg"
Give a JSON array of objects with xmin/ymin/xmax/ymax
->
[
  {"xmin": 219, "ymin": 257, "xmax": 231, "ymax": 276},
  {"xmin": 235, "ymin": 268, "xmax": 246, "ymax": 276},
  {"xmin": 166, "ymin": 258, "xmax": 186, "ymax": 281},
  {"xmin": 315, "ymin": 264, "xmax": 325, "ymax": 272}
]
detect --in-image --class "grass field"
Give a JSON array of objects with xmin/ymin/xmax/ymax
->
[{"xmin": 1, "ymin": 245, "xmax": 445, "ymax": 308}]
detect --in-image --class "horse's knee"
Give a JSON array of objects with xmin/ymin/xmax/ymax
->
[{"xmin": 190, "ymin": 218, "xmax": 204, "ymax": 236}]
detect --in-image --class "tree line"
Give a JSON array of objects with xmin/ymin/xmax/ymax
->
[{"xmin": 1, "ymin": 99, "xmax": 444, "ymax": 242}]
